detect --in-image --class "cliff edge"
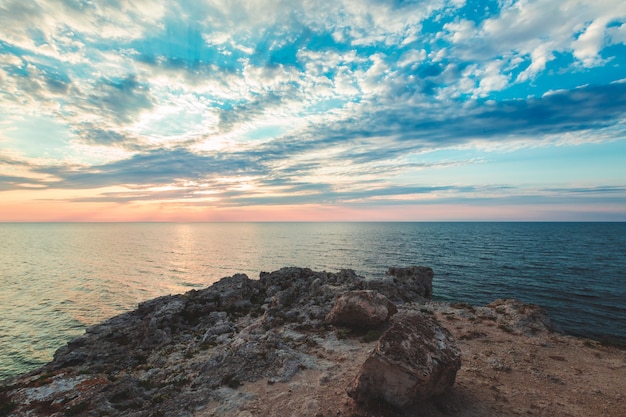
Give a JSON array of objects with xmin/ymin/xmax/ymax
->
[{"xmin": 1, "ymin": 267, "xmax": 625, "ymax": 417}]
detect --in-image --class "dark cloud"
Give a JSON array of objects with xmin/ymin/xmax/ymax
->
[
  {"xmin": 73, "ymin": 124, "xmax": 133, "ymax": 147},
  {"xmin": 0, "ymin": 155, "xmax": 28, "ymax": 166},
  {"xmin": 67, "ymin": 187, "xmax": 197, "ymax": 203},
  {"xmin": 42, "ymin": 68, "xmax": 72, "ymax": 94},
  {"xmin": 85, "ymin": 75, "xmax": 155, "ymax": 124},
  {"xmin": 34, "ymin": 148, "xmax": 264, "ymax": 189},
  {"xmin": 70, "ymin": 123, "xmax": 159, "ymax": 151},
  {"xmin": 323, "ymin": 82, "xmax": 626, "ymax": 150},
  {"xmin": 218, "ymin": 91, "xmax": 284, "ymax": 133},
  {"xmin": 48, "ymin": 176, "xmax": 626, "ymax": 207},
  {"xmin": 542, "ymin": 186, "xmax": 626, "ymax": 194},
  {"xmin": 464, "ymin": 83, "xmax": 626, "ymax": 136},
  {"xmin": 0, "ymin": 175, "xmax": 45, "ymax": 191},
  {"xmin": 214, "ymin": 81, "xmax": 626, "ymax": 185},
  {"xmin": 0, "ymin": 157, "xmax": 39, "ymax": 191},
  {"xmin": 23, "ymin": 81, "xmax": 624, "ymax": 202},
  {"xmin": 221, "ymin": 183, "xmax": 470, "ymax": 206}
]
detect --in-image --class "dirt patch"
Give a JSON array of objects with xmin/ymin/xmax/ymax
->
[{"xmin": 195, "ymin": 304, "xmax": 626, "ymax": 417}]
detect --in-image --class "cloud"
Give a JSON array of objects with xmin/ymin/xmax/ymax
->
[
  {"xmin": 84, "ymin": 75, "xmax": 156, "ymax": 124},
  {"xmin": 72, "ymin": 125, "xmax": 140, "ymax": 148},
  {"xmin": 0, "ymin": 0, "xmax": 165, "ymax": 51},
  {"xmin": 543, "ymin": 186, "xmax": 626, "ymax": 194},
  {"xmin": 325, "ymin": 82, "xmax": 626, "ymax": 150},
  {"xmin": 4, "ymin": 0, "xmax": 623, "ymax": 154},
  {"xmin": 1, "ymin": 0, "xmax": 625, "ymax": 220},
  {"xmin": 0, "ymin": 175, "xmax": 47, "ymax": 191},
  {"xmin": 33, "ymin": 147, "xmax": 264, "ymax": 189},
  {"xmin": 192, "ymin": 0, "xmax": 446, "ymax": 46},
  {"xmin": 572, "ymin": 18, "xmax": 611, "ymax": 66},
  {"xmin": 442, "ymin": 0, "xmax": 626, "ymax": 87},
  {"xmin": 608, "ymin": 23, "xmax": 626, "ymax": 45},
  {"xmin": 217, "ymin": 92, "xmax": 284, "ymax": 134}
]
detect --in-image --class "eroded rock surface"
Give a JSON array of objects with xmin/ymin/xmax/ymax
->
[
  {"xmin": 347, "ymin": 311, "xmax": 461, "ymax": 408},
  {"xmin": 3, "ymin": 267, "xmax": 432, "ymax": 417},
  {"xmin": 367, "ymin": 265, "xmax": 433, "ymax": 302},
  {"xmin": 2, "ymin": 267, "xmax": 617, "ymax": 417},
  {"xmin": 325, "ymin": 290, "xmax": 398, "ymax": 328}
]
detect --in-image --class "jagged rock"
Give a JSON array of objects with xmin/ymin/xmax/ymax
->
[
  {"xmin": 259, "ymin": 267, "xmax": 365, "ymax": 327},
  {"xmin": 325, "ymin": 290, "xmax": 398, "ymax": 328},
  {"xmin": 1, "ymin": 266, "xmax": 474, "ymax": 417},
  {"xmin": 347, "ymin": 311, "xmax": 461, "ymax": 408},
  {"xmin": 201, "ymin": 312, "xmax": 237, "ymax": 344},
  {"xmin": 484, "ymin": 299, "xmax": 554, "ymax": 335},
  {"xmin": 365, "ymin": 266, "xmax": 433, "ymax": 303}
]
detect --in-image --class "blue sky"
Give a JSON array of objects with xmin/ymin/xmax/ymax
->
[{"xmin": 0, "ymin": 0, "xmax": 625, "ymax": 221}]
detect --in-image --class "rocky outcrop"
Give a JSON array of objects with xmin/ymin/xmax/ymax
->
[
  {"xmin": 0, "ymin": 267, "xmax": 383, "ymax": 416},
  {"xmin": 325, "ymin": 290, "xmax": 398, "ymax": 328},
  {"xmin": 366, "ymin": 265, "xmax": 433, "ymax": 302},
  {"xmin": 0, "ymin": 266, "xmax": 566, "ymax": 417},
  {"xmin": 347, "ymin": 311, "xmax": 461, "ymax": 408},
  {"xmin": 484, "ymin": 299, "xmax": 554, "ymax": 335}
]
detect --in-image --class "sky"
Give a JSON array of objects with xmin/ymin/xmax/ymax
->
[{"xmin": 0, "ymin": 0, "xmax": 625, "ymax": 221}]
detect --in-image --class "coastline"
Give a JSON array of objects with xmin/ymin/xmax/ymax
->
[
  {"xmin": 3, "ymin": 221, "xmax": 625, "ymax": 375},
  {"xmin": 2, "ymin": 267, "xmax": 625, "ymax": 417}
]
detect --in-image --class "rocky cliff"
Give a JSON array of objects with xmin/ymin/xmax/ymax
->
[{"xmin": 2, "ymin": 267, "xmax": 625, "ymax": 417}]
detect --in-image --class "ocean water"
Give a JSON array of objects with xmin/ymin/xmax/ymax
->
[{"xmin": 1, "ymin": 222, "xmax": 625, "ymax": 380}]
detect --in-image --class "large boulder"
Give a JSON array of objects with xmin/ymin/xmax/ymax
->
[
  {"xmin": 325, "ymin": 290, "xmax": 397, "ymax": 328},
  {"xmin": 347, "ymin": 311, "xmax": 461, "ymax": 408}
]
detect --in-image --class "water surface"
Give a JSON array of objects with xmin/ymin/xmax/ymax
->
[{"xmin": 1, "ymin": 222, "xmax": 624, "ymax": 379}]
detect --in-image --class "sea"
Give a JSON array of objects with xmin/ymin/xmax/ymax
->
[{"xmin": 1, "ymin": 222, "xmax": 625, "ymax": 380}]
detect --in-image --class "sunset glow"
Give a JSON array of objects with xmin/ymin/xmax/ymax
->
[{"xmin": 1, "ymin": 0, "xmax": 625, "ymax": 221}]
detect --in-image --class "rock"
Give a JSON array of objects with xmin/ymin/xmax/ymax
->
[
  {"xmin": 365, "ymin": 266, "xmax": 434, "ymax": 303},
  {"xmin": 259, "ymin": 267, "xmax": 365, "ymax": 328},
  {"xmin": 387, "ymin": 265, "xmax": 433, "ymax": 298},
  {"xmin": 6, "ymin": 267, "xmax": 568, "ymax": 417},
  {"xmin": 482, "ymin": 299, "xmax": 554, "ymax": 335},
  {"xmin": 201, "ymin": 312, "xmax": 237, "ymax": 344},
  {"xmin": 325, "ymin": 290, "xmax": 398, "ymax": 328},
  {"xmin": 347, "ymin": 311, "xmax": 461, "ymax": 408}
]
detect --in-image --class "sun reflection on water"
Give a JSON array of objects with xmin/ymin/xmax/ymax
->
[{"xmin": 1, "ymin": 222, "xmax": 625, "ymax": 379}]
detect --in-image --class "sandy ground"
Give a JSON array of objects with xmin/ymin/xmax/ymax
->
[{"xmin": 196, "ymin": 305, "xmax": 626, "ymax": 417}]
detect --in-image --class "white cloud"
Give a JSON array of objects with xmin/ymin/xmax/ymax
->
[
  {"xmin": 0, "ymin": 53, "xmax": 23, "ymax": 67},
  {"xmin": 197, "ymin": 0, "xmax": 445, "ymax": 49},
  {"xmin": 481, "ymin": 0, "xmax": 562, "ymax": 45},
  {"xmin": 398, "ymin": 49, "xmax": 427, "ymax": 68},
  {"xmin": 333, "ymin": 70, "xmax": 360, "ymax": 96},
  {"xmin": 476, "ymin": 60, "xmax": 510, "ymax": 96},
  {"xmin": 355, "ymin": 53, "xmax": 391, "ymax": 96},
  {"xmin": 202, "ymin": 32, "xmax": 254, "ymax": 55},
  {"xmin": 242, "ymin": 63, "xmax": 299, "ymax": 93},
  {"xmin": 516, "ymin": 43, "xmax": 554, "ymax": 82},
  {"xmin": 202, "ymin": 31, "xmax": 231, "ymax": 46},
  {"xmin": 2, "ymin": 0, "xmax": 626, "ymax": 186},
  {"xmin": 572, "ymin": 17, "xmax": 611, "ymax": 66},
  {"xmin": 128, "ymin": 93, "xmax": 221, "ymax": 144},
  {"xmin": 444, "ymin": 19, "xmax": 476, "ymax": 43},
  {"xmin": 297, "ymin": 49, "xmax": 361, "ymax": 77},
  {"xmin": 442, "ymin": 0, "xmax": 626, "ymax": 85},
  {"xmin": 430, "ymin": 48, "xmax": 447, "ymax": 63},
  {"xmin": 448, "ymin": 0, "xmax": 466, "ymax": 7},
  {"xmin": 0, "ymin": 0, "xmax": 165, "ymax": 58}
]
